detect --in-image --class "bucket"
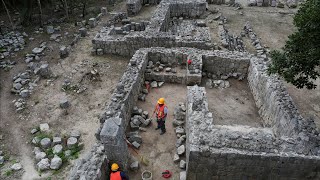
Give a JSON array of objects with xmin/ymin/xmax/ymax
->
[{"xmin": 142, "ymin": 170, "xmax": 152, "ymax": 180}]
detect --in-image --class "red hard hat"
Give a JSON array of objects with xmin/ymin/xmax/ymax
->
[{"xmin": 187, "ymin": 59, "xmax": 192, "ymax": 65}]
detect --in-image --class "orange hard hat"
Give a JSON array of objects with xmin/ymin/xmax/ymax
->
[{"xmin": 158, "ymin": 98, "xmax": 165, "ymax": 104}]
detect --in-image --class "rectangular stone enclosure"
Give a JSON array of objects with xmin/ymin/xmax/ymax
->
[{"xmin": 97, "ymin": 47, "xmax": 320, "ymax": 179}]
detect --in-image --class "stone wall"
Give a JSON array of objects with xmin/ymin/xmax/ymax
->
[
  {"xmin": 93, "ymin": 0, "xmax": 211, "ymax": 57},
  {"xmin": 187, "ymin": 148, "xmax": 320, "ymax": 180},
  {"xmin": 143, "ymin": 48, "xmax": 250, "ymax": 85},
  {"xmin": 127, "ymin": 0, "xmax": 142, "ymax": 16},
  {"xmin": 68, "ymin": 143, "xmax": 108, "ymax": 180},
  {"xmin": 185, "ymin": 85, "xmax": 320, "ymax": 180},
  {"xmin": 248, "ymin": 56, "xmax": 320, "ymax": 155},
  {"xmin": 127, "ymin": 0, "xmax": 160, "ymax": 16},
  {"xmin": 202, "ymin": 54, "xmax": 249, "ymax": 77},
  {"xmin": 98, "ymin": 50, "xmax": 149, "ymax": 169},
  {"xmin": 95, "ymin": 47, "xmax": 251, "ymax": 170}
]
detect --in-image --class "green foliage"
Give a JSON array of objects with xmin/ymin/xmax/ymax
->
[
  {"xmin": 69, "ymin": 144, "xmax": 83, "ymax": 160},
  {"xmin": 4, "ymin": 169, "xmax": 13, "ymax": 176},
  {"xmin": 268, "ymin": 0, "xmax": 320, "ymax": 89},
  {"xmin": 45, "ymin": 148, "xmax": 54, "ymax": 159},
  {"xmin": 35, "ymin": 132, "xmax": 53, "ymax": 140}
]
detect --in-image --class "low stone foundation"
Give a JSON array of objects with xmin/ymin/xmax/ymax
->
[{"xmin": 93, "ymin": 0, "xmax": 211, "ymax": 57}]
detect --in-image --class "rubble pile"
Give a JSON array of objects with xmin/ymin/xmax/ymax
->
[
  {"xmin": 31, "ymin": 123, "xmax": 82, "ymax": 171},
  {"xmin": 0, "ymin": 31, "xmax": 27, "ymax": 60},
  {"xmin": 127, "ymin": 106, "xmax": 152, "ymax": 149},
  {"xmin": 243, "ymin": 22, "xmax": 269, "ymax": 60},
  {"xmin": 173, "ymin": 102, "xmax": 187, "ymax": 176}
]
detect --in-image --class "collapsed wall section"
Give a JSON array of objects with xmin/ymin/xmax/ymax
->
[
  {"xmin": 186, "ymin": 86, "xmax": 320, "ymax": 180},
  {"xmin": 248, "ymin": 56, "xmax": 320, "ymax": 155},
  {"xmin": 68, "ymin": 143, "xmax": 108, "ymax": 180}
]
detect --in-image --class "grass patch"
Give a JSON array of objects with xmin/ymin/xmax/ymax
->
[
  {"xmin": 35, "ymin": 132, "xmax": 53, "ymax": 140},
  {"xmin": 61, "ymin": 84, "xmax": 80, "ymax": 93},
  {"xmin": 69, "ymin": 144, "xmax": 84, "ymax": 160},
  {"xmin": 5, "ymin": 169, "xmax": 13, "ymax": 176},
  {"xmin": 46, "ymin": 148, "xmax": 54, "ymax": 159}
]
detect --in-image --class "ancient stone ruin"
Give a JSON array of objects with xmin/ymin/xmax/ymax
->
[{"xmin": 68, "ymin": 0, "xmax": 320, "ymax": 179}]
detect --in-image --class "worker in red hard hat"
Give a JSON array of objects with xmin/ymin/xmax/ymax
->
[
  {"xmin": 153, "ymin": 98, "xmax": 168, "ymax": 135},
  {"xmin": 110, "ymin": 163, "xmax": 129, "ymax": 180}
]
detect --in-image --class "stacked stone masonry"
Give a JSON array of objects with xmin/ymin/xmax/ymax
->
[
  {"xmin": 70, "ymin": 0, "xmax": 318, "ymax": 178},
  {"xmin": 68, "ymin": 143, "xmax": 108, "ymax": 180},
  {"xmin": 248, "ymin": 56, "xmax": 320, "ymax": 155},
  {"xmin": 186, "ymin": 58, "xmax": 320, "ymax": 179},
  {"xmin": 97, "ymin": 47, "xmax": 251, "ymax": 171},
  {"xmin": 127, "ymin": 0, "xmax": 160, "ymax": 16},
  {"xmin": 93, "ymin": 0, "xmax": 211, "ymax": 57}
]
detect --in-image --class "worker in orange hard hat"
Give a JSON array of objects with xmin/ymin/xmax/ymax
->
[
  {"xmin": 153, "ymin": 98, "xmax": 168, "ymax": 135},
  {"xmin": 110, "ymin": 163, "xmax": 129, "ymax": 180}
]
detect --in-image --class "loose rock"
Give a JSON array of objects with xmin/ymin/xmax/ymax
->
[
  {"xmin": 37, "ymin": 158, "xmax": 50, "ymax": 171},
  {"xmin": 177, "ymin": 145, "xmax": 185, "ymax": 155},
  {"xmin": 130, "ymin": 161, "xmax": 139, "ymax": 171},
  {"xmin": 35, "ymin": 152, "xmax": 47, "ymax": 161},
  {"xmin": 40, "ymin": 123, "xmax": 50, "ymax": 132},
  {"xmin": 179, "ymin": 160, "xmax": 186, "ymax": 169},
  {"xmin": 50, "ymin": 155, "xmax": 62, "ymax": 170},
  {"xmin": 40, "ymin": 138, "xmax": 51, "ymax": 149},
  {"xmin": 67, "ymin": 137, "xmax": 78, "ymax": 148},
  {"xmin": 11, "ymin": 163, "xmax": 22, "ymax": 171},
  {"xmin": 53, "ymin": 144, "xmax": 63, "ymax": 154}
]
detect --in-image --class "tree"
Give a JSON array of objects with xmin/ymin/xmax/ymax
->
[
  {"xmin": 37, "ymin": 0, "xmax": 43, "ymax": 27},
  {"xmin": 268, "ymin": 0, "xmax": 320, "ymax": 89},
  {"xmin": 1, "ymin": 0, "xmax": 14, "ymax": 30}
]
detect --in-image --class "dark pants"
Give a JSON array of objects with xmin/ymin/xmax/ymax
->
[{"xmin": 157, "ymin": 118, "xmax": 166, "ymax": 132}]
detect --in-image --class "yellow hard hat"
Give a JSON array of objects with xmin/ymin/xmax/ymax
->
[
  {"xmin": 111, "ymin": 163, "xmax": 119, "ymax": 171},
  {"xmin": 158, "ymin": 98, "xmax": 165, "ymax": 104}
]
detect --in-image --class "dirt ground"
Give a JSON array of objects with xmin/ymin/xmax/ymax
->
[
  {"xmin": 0, "ymin": 4, "xmax": 129, "ymax": 180},
  {"xmin": 206, "ymin": 3, "xmax": 296, "ymax": 53},
  {"xmin": 128, "ymin": 83, "xmax": 187, "ymax": 180},
  {"xmin": 202, "ymin": 79, "xmax": 262, "ymax": 127},
  {"xmin": 285, "ymin": 80, "xmax": 320, "ymax": 130}
]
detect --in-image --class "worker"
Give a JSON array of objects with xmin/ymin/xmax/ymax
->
[
  {"xmin": 110, "ymin": 163, "xmax": 129, "ymax": 180},
  {"xmin": 153, "ymin": 98, "xmax": 168, "ymax": 135}
]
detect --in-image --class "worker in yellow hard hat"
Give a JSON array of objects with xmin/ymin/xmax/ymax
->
[
  {"xmin": 110, "ymin": 163, "xmax": 129, "ymax": 180},
  {"xmin": 153, "ymin": 98, "xmax": 168, "ymax": 135}
]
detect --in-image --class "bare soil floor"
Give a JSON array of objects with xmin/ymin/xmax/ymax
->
[
  {"xmin": 128, "ymin": 83, "xmax": 187, "ymax": 180},
  {"xmin": 286, "ymin": 80, "xmax": 320, "ymax": 130},
  {"xmin": 0, "ymin": 8, "xmax": 129, "ymax": 180},
  {"xmin": 203, "ymin": 79, "xmax": 262, "ymax": 127},
  {"xmin": 206, "ymin": 3, "xmax": 296, "ymax": 53}
]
